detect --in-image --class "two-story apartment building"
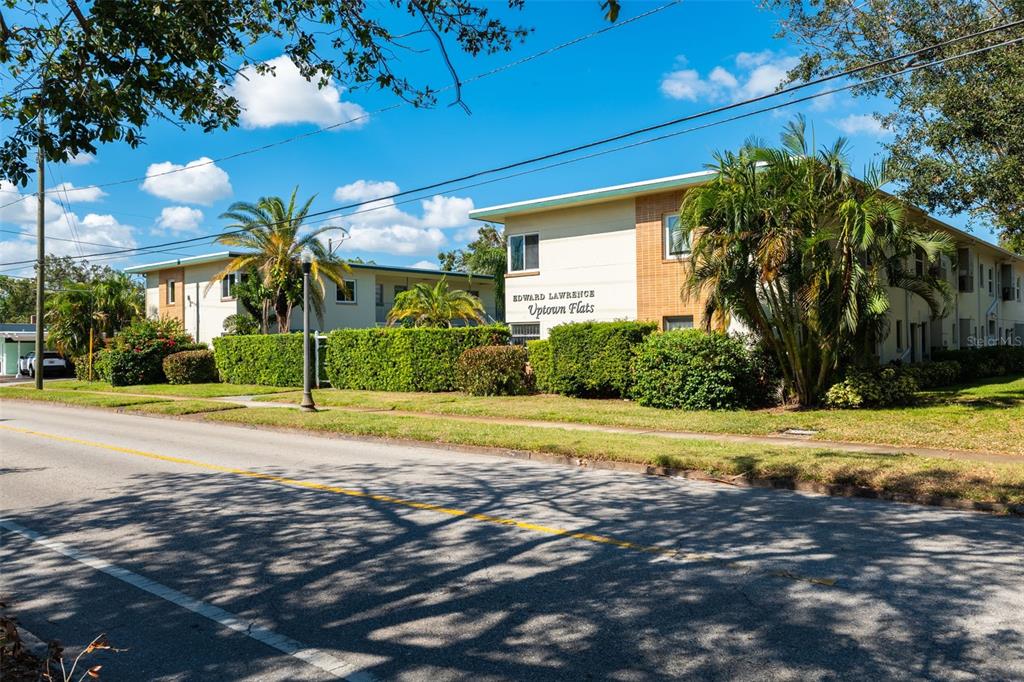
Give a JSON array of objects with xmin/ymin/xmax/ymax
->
[
  {"xmin": 124, "ymin": 252, "xmax": 497, "ymax": 345},
  {"xmin": 469, "ymin": 170, "xmax": 1024, "ymax": 362}
]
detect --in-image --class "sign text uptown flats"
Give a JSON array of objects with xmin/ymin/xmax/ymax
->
[{"xmin": 512, "ymin": 289, "xmax": 599, "ymax": 317}]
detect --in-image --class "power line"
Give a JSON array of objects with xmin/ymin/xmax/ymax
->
[
  {"xmin": 0, "ymin": 1, "xmax": 683, "ymax": 210},
  {"xmin": 3, "ymin": 25, "xmax": 1020, "ymax": 270}
]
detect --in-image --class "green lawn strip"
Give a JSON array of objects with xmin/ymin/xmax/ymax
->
[
  {"xmin": 127, "ymin": 400, "xmax": 246, "ymax": 416},
  {"xmin": 254, "ymin": 377, "xmax": 1024, "ymax": 456},
  {"xmin": 0, "ymin": 386, "xmax": 169, "ymax": 409},
  {"xmin": 202, "ymin": 407, "xmax": 1024, "ymax": 506},
  {"xmin": 25, "ymin": 380, "xmax": 296, "ymax": 398}
]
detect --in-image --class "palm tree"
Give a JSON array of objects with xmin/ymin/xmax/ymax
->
[
  {"xmin": 677, "ymin": 116, "xmax": 953, "ymax": 405},
  {"xmin": 46, "ymin": 273, "xmax": 144, "ymax": 356},
  {"xmin": 386, "ymin": 277, "xmax": 486, "ymax": 327},
  {"xmin": 209, "ymin": 188, "xmax": 350, "ymax": 332}
]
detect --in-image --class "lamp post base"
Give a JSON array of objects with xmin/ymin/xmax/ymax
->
[{"xmin": 299, "ymin": 394, "xmax": 317, "ymax": 412}]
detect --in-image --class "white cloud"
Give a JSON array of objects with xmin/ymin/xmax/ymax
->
[
  {"xmin": 327, "ymin": 180, "xmax": 477, "ymax": 257},
  {"xmin": 229, "ymin": 55, "xmax": 369, "ymax": 130},
  {"xmin": 0, "ymin": 182, "xmax": 136, "ymax": 272},
  {"xmin": 66, "ymin": 152, "xmax": 95, "ymax": 166},
  {"xmin": 660, "ymin": 51, "xmax": 799, "ymax": 103},
  {"xmin": 832, "ymin": 113, "xmax": 889, "ymax": 137},
  {"xmin": 141, "ymin": 157, "xmax": 232, "ymax": 205},
  {"xmin": 48, "ymin": 181, "xmax": 107, "ymax": 203},
  {"xmin": 410, "ymin": 259, "xmax": 439, "ymax": 270},
  {"xmin": 420, "ymin": 195, "xmax": 475, "ymax": 229},
  {"xmin": 154, "ymin": 206, "xmax": 204, "ymax": 234}
]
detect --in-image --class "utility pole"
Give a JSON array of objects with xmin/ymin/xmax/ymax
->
[{"xmin": 34, "ymin": 104, "xmax": 45, "ymax": 390}]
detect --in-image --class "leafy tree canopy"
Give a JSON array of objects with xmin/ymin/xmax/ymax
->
[
  {"xmin": 1, "ymin": 0, "xmax": 617, "ymax": 186},
  {"xmin": 438, "ymin": 223, "xmax": 505, "ymax": 318},
  {"xmin": 765, "ymin": 0, "xmax": 1024, "ymax": 249},
  {"xmin": 0, "ymin": 255, "xmax": 136, "ymax": 322}
]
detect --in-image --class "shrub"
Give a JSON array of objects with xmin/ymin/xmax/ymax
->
[
  {"xmin": 897, "ymin": 360, "xmax": 962, "ymax": 389},
  {"xmin": 526, "ymin": 339, "xmax": 554, "ymax": 393},
  {"xmin": 932, "ymin": 345, "xmax": 1024, "ymax": 379},
  {"xmin": 95, "ymin": 318, "xmax": 196, "ymax": 386},
  {"xmin": 548, "ymin": 321, "xmax": 656, "ymax": 398},
  {"xmin": 325, "ymin": 325, "xmax": 510, "ymax": 392},
  {"xmin": 631, "ymin": 330, "xmax": 761, "ymax": 410},
  {"xmin": 223, "ymin": 313, "xmax": 260, "ymax": 335},
  {"xmin": 455, "ymin": 345, "xmax": 532, "ymax": 396},
  {"xmin": 72, "ymin": 353, "xmax": 99, "ymax": 381},
  {"xmin": 213, "ymin": 333, "xmax": 307, "ymax": 386},
  {"xmin": 825, "ymin": 367, "xmax": 918, "ymax": 409},
  {"xmin": 164, "ymin": 350, "xmax": 219, "ymax": 384}
]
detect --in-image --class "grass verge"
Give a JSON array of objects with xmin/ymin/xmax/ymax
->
[
  {"xmin": 19, "ymin": 380, "xmax": 295, "ymax": 398},
  {"xmin": 256, "ymin": 375, "xmax": 1024, "ymax": 456},
  {"xmin": 0, "ymin": 387, "xmax": 168, "ymax": 409},
  {"xmin": 128, "ymin": 400, "xmax": 246, "ymax": 416},
  {"xmin": 202, "ymin": 406, "xmax": 1024, "ymax": 507}
]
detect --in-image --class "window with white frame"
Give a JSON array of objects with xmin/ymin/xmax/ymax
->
[
  {"xmin": 663, "ymin": 315, "xmax": 694, "ymax": 331},
  {"xmin": 166, "ymin": 279, "xmax": 176, "ymax": 304},
  {"xmin": 510, "ymin": 322, "xmax": 540, "ymax": 345},
  {"xmin": 508, "ymin": 233, "xmax": 539, "ymax": 272},
  {"xmin": 336, "ymin": 279, "xmax": 356, "ymax": 303},
  {"xmin": 220, "ymin": 273, "xmax": 237, "ymax": 299},
  {"xmin": 663, "ymin": 214, "xmax": 690, "ymax": 258}
]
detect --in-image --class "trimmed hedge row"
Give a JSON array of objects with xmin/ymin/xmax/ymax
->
[
  {"xmin": 213, "ymin": 333, "xmax": 306, "ymax": 386},
  {"xmin": 548, "ymin": 321, "xmax": 656, "ymax": 398},
  {"xmin": 932, "ymin": 345, "xmax": 1024, "ymax": 378},
  {"xmin": 455, "ymin": 345, "xmax": 532, "ymax": 396},
  {"xmin": 164, "ymin": 350, "xmax": 219, "ymax": 384},
  {"xmin": 526, "ymin": 339, "xmax": 554, "ymax": 393},
  {"xmin": 325, "ymin": 325, "xmax": 510, "ymax": 392}
]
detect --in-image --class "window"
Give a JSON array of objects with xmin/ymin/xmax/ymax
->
[
  {"xmin": 336, "ymin": 279, "xmax": 356, "ymax": 303},
  {"xmin": 509, "ymin": 233, "xmax": 539, "ymax": 272},
  {"xmin": 1017, "ymin": 276, "xmax": 1022, "ymax": 302},
  {"xmin": 220, "ymin": 273, "xmax": 237, "ymax": 299},
  {"xmin": 166, "ymin": 279, "xmax": 176, "ymax": 304},
  {"xmin": 896, "ymin": 320, "xmax": 903, "ymax": 349},
  {"xmin": 663, "ymin": 315, "xmax": 694, "ymax": 331},
  {"xmin": 914, "ymin": 248, "xmax": 925, "ymax": 277},
  {"xmin": 394, "ymin": 284, "xmax": 407, "ymax": 298},
  {"xmin": 510, "ymin": 322, "xmax": 540, "ymax": 345},
  {"xmin": 988, "ymin": 319, "xmax": 996, "ymax": 336},
  {"xmin": 375, "ymin": 283, "xmax": 384, "ymax": 306},
  {"xmin": 664, "ymin": 214, "xmax": 690, "ymax": 258},
  {"xmin": 988, "ymin": 267, "xmax": 994, "ymax": 295}
]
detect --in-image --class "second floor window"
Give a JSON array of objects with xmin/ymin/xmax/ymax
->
[
  {"xmin": 664, "ymin": 214, "xmax": 690, "ymax": 258},
  {"xmin": 167, "ymin": 279, "xmax": 176, "ymax": 304},
  {"xmin": 221, "ymin": 273, "xmax": 237, "ymax": 299},
  {"xmin": 509, "ymin": 233, "xmax": 539, "ymax": 272}
]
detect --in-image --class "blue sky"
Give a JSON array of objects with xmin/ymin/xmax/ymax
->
[{"xmin": 0, "ymin": 0, "xmax": 1001, "ymax": 277}]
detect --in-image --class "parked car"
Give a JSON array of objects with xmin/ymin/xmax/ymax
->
[{"xmin": 18, "ymin": 351, "xmax": 69, "ymax": 377}]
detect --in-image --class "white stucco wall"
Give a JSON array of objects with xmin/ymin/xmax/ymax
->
[
  {"xmin": 145, "ymin": 273, "xmax": 159, "ymax": 320},
  {"xmin": 182, "ymin": 262, "xmax": 242, "ymax": 345},
  {"xmin": 503, "ymin": 199, "xmax": 637, "ymax": 338}
]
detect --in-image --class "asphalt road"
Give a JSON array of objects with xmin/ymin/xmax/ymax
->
[{"xmin": 1, "ymin": 401, "xmax": 1021, "ymax": 681}]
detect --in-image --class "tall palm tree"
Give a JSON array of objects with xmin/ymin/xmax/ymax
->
[
  {"xmin": 209, "ymin": 188, "xmax": 350, "ymax": 332},
  {"xmin": 46, "ymin": 273, "xmax": 143, "ymax": 356},
  {"xmin": 386, "ymin": 277, "xmax": 486, "ymax": 327},
  {"xmin": 678, "ymin": 116, "xmax": 953, "ymax": 405}
]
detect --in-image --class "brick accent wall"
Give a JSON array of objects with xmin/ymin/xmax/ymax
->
[
  {"xmin": 157, "ymin": 267, "xmax": 185, "ymax": 323},
  {"xmin": 635, "ymin": 191, "xmax": 706, "ymax": 329}
]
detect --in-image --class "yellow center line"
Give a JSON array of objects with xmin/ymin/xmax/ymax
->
[{"xmin": 0, "ymin": 423, "xmax": 708, "ymax": 561}]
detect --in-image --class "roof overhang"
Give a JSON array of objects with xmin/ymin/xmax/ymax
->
[{"xmin": 124, "ymin": 251, "xmax": 242, "ymax": 274}]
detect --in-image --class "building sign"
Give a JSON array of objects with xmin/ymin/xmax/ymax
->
[{"xmin": 512, "ymin": 289, "xmax": 597, "ymax": 317}]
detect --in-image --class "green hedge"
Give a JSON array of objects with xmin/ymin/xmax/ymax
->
[
  {"xmin": 631, "ymin": 330, "xmax": 761, "ymax": 410},
  {"xmin": 164, "ymin": 350, "xmax": 219, "ymax": 384},
  {"xmin": 526, "ymin": 339, "xmax": 554, "ymax": 393},
  {"xmin": 213, "ymin": 333, "xmax": 306, "ymax": 386},
  {"xmin": 325, "ymin": 325, "xmax": 510, "ymax": 392},
  {"xmin": 932, "ymin": 345, "xmax": 1024, "ymax": 378},
  {"xmin": 825, "ymin": 367, "xmax": 919, "ymax": 409},
  {"xmin": 455, "ymin": 345, "xmax": 532, "ymax": 396},
  {"xmin": 548, "ymin": 321, "xmax": 656, "ymax": 398}
]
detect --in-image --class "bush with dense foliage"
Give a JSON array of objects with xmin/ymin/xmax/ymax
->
[
  {"xmin": 526, "ymin": 339, "xmax": 554, "ymax": 393},
  {"xmin": 825, "ymin": 367, "xmax": 919, "ymax": 409},
  {"xmin": 547, "ymin": 321, "xmax": 656, "ymax": 398},
  {"xmin": 325, "ymin": 325, "xmax": 510, "ymax": 392},
  {"xmin": 95, "ymin": 318, "xmax": 196, "ymax": 386},
  {"xmin": 222, "ymin": 312, "xmax": 260, "ymax": 336},
  {"xmin": 631, "ymin": 330, "xmax": 761, "ymax": 410},
  {"xmin": 72, "ymin": 353, "xmax": 99, "ymax": 381},
  {"xmin": 163, "ymin": 350, "xmax": 219, "ymax": 384},
  {"xmin": 213, "ymin": 333, "xmax": 306, "ymax": 386},
  {"xmin": 932, "ymin": 345, "xmax": 1024, "ymax": 379},
  {"xmin": 455, "ymin": 345, "xmax": 532, "ymax": 396},
  {"xmin": 896, "ymin": 360, "xmax": 962, "ymax": 390}
]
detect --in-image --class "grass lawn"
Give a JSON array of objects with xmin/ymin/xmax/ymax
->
[
  {"xmin": 128, "ymin": 400, "xmax": 246, "ymax": 416},
  {"xmin": 0, "ymin": 387, "xmax": 169, "ymax": 409},
  {"xmin": 253, "ymin": 374, "xmax": 1024, "ymax": 456},
  {"xmin": 16, "ymin": 380, "xmax": 295, "ymax": 398},
  {"xmin": 203, "ymin": 406, "xmax": 1024, "ymax": 506}
]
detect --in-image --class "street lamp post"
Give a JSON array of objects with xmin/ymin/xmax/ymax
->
[{"xmin": 300, "ymin": 250, "xmax": 316, "ymax": 412}]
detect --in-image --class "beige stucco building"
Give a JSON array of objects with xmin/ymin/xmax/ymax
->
[
  {"xmin": 125, "ymin": 252, "xmax": 497, "ymax": 345},
  {"xmin": 470, "ymin": 171, "xmax": 1024, "ymax": 363}
]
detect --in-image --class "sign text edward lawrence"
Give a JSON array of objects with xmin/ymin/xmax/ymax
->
[{"xmin": 512, "ymin": 289, "xmax": 597, "ymax": 317}]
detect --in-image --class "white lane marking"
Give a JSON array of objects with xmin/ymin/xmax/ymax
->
[{"xmin": 0, "ymin": 518, "xmax": 375, "ymax": 681}]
